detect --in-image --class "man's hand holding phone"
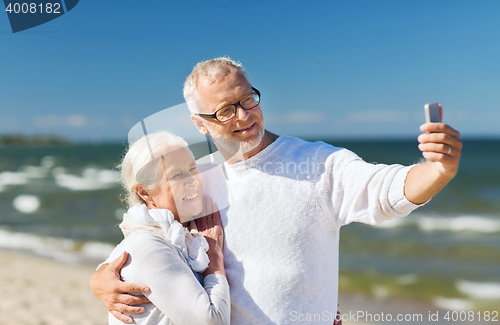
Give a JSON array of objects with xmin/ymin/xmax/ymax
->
[
  {"xmin": 418, "ymin": 102, "xmax": 462, "ymax": 178},
  {"xmin": 403, "ymin": 102, "xmax": 463, "ymax": 205}
]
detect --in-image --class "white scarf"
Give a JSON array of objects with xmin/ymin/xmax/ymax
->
[{"xmin": 120, "ymin": 204, "xmax": 210, "ymax": 273}]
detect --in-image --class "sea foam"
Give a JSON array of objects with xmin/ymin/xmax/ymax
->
[
  {"xmin": 12, "ymin": 194, "xmax": 41, "ymax": 214},
  {"xmin": 54, "ymin": 167, "xmax": 120, "ymax": 191},
  {"xmin": 374, "ymin": 214, "xmax": 500, "ymax": 234},
  {"xmin": 456, "ymin": 280, "xmax": 500, "ymax": 300},
  {"xmin": 0, "ymin": 156, "xmax": 55, "ymax": 189},
  {"xmin": 0, "ymin": 171, "xmax": 29, "ymax": 186},
  {"xmin": 433, "ymin": 297, "xmax": 473, "ymax": 311},
  {"xmin": 417, "ymin": 216, "xmax": 500, "ymax": 233}
]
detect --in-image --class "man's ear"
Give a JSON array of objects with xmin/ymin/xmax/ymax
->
[
  {"xmin": 135, "ymin": 184, "xmax": 156, "ymax": 208},
  {"xmin": 191, "ymin": 114, "xmax": 209, "ymax": 135}
]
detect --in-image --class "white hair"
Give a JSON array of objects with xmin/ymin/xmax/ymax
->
[
  {"xmin": 183, "ymin": 57, "xmax": 247, "ymax": 114},
  {"xmin": 118, "ymin": 131, "xmax": 190, "ymax": 207}
]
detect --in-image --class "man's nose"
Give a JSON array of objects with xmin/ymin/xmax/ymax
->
[{"xmin": 234, "ymin": 104, "xmax": 250, "ymax": 120}]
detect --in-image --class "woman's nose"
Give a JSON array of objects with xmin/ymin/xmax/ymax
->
[{"xmin": 185, "ymin": 175, "xmax": 199, "ymax": 186}]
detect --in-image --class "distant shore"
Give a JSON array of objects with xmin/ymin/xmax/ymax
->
[{"xmin": 0, "ymin": 135, "xmax": 71, "ymax": 146}]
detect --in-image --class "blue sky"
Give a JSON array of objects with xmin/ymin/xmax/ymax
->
[{"xmin": 1, "ymin": 0, "xmax": 499, "ymax": 142}]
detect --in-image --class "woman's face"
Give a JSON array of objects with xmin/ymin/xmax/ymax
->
[{"xmin": 150, "ymin": 147, "xmax": 204, "ymax": 222}]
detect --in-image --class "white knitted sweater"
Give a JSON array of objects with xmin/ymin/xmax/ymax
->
[{"xmin": 202, "ymin": 135, "xmax": 421, "ymax": 324}]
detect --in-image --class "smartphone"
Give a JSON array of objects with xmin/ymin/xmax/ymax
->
[{"xmin": 424, "ymin": 102, "xmax": 441, "ymax": 123}]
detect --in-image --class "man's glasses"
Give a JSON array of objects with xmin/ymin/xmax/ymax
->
[{"xmin": 195, "ymin": 87, "xmax": 261, "ymax": 123}]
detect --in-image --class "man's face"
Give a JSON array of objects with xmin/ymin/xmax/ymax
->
[{"xmin": 193, "ymin": 67, "xmax": 265, "ymax": 155}]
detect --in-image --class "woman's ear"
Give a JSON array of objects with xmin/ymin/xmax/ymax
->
[
  {"xmin": 190, "ymin": 114, "xmax": 209, "ymax": 135},
  {"xmin": 135, "ymin": 184, "xmax": 156, "ymax": 208}
]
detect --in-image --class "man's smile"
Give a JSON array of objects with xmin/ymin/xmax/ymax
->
[{"xmin": 234, "ymin": 123, "xmax": 255, "ymax": 134}]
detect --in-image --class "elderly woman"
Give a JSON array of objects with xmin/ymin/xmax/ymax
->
[{"xmin": 103, "ymin": 131, "xmax": 229, "ymax": 325}]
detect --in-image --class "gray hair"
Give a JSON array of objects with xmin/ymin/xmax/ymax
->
[
  {"xmin": 118, "ymin": 131, "xmax": 190, "ymax": 207},
  {"xmin": 183, "ymin": 57, "xmax": 247, "ymax": 114}
]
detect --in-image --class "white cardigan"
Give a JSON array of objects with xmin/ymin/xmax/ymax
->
[{"xmin": 105, "ymin": 205, "xmax": 230, "ymax": 325}]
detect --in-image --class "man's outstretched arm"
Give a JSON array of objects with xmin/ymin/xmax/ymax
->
[
  {"xmin": 404, "ymin": 122, "xmax": 462, "ymax": 205},
  {"xmin": 90, "ymin": 251, "xmax": 151, "ymax": 324}
]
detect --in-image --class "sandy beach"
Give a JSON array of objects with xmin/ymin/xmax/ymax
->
[
  {"xmin": 0, "ymin": 249, "xmax": 108, "ymax": 325},
  {"xmin": 1, "ymin": 248, "xmax": 489, "ymax": 325},
  {"xmin": 0, "ymin": 248, "xmax": 373, "ymax": 325}
]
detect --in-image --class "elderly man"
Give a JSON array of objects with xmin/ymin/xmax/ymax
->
[{"xmin": 91, "ymin": 58, "xmax": 462, "ymax": 324}]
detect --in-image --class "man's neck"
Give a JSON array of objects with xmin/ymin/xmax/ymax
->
[{"xmin": 219, "ymin": 130, "xmax": 279, "ymax": 164}]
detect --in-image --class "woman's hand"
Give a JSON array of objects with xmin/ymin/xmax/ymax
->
[{"xmin": 196, "ymin": 197, "xmax": 225, "ymax": 277}]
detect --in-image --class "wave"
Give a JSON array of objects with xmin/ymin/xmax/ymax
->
[
  {"xmin": 373, "ymin": 214, "xmax": 500, "ymax": 234},
  {"xmin": 456, "ymin": 280, "xmax": 500, "ymax": 300},
  {"xmin": 433, "ymin": 297, "xmax": 473, "ymax": 311},
  {"xmin": 0, "ymin": 156, "xmax": 57, "ymax": 189},
  {"xmin": 418, "ymin": 216, "xmax": 500, "ymax": 233},
  {"xmin": 0, "ymin": 228, "xmax": 115, "ymax": 265},
  {"xmin": 0, "ymin": 171, "xmax": 30, "ymax": 187},
  {"xmin": 54, "ymin": 167, "xmax": 120, "ymax": 191},
  {"xmin": 12, "ymin": 194, "xmax": 41, "ymax": 214},
  {"xmin": 0, "ymin": 155, "xmax": 120, "ymax": 192}
]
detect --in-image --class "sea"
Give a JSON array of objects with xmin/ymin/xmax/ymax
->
[{"xmin": 1, "ymin": 138, "xmax": 499, "ymax": 311}]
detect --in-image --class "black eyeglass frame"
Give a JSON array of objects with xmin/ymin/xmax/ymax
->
[{"xmin": 195, "ymin": 87, "xmax": 261, "ymax": 122}]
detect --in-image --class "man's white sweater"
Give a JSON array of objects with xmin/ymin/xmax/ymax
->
[{"xmin": 204, "ymin": 135, "xmax": 421, "ymax": 325}]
